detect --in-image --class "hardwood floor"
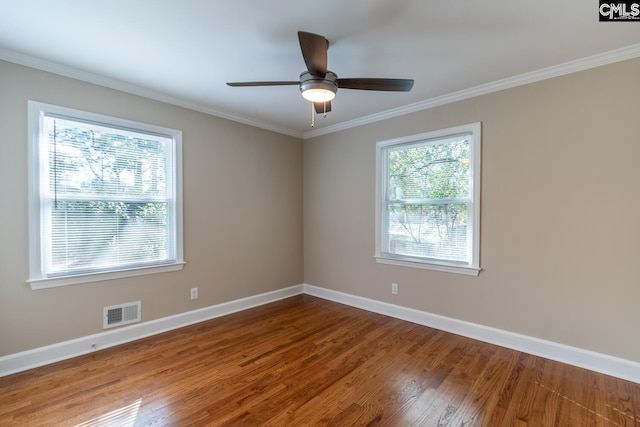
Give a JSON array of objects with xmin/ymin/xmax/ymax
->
[{"xmin": 1, "ymin": 295, "xmax": 639, "ymax": 426}]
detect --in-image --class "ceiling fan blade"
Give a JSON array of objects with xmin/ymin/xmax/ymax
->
[
  {"xmin": 313, "ymin": 101, "xmax": 332, "ymax": 114},
  {"xmin": 298, "ymin": 31, "xmax": 328, "ymax": 77},
  {"xmin": 227, "ymin": 81, "xmax": 299, "ymax": 87},
  {"xmin": 336, "ymin": 78, "xmax": 414, "ymax": 91}
]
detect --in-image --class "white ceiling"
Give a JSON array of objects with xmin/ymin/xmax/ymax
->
[{"xmin": 1, "ymin": 1, "xmax": 639, "ymax": 138}]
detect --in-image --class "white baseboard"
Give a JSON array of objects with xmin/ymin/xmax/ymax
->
[
  {"xmin": 2, "ymin": 283, "xmax": 638, "ymax": 384},
  {"xmin": 303, "ymin": 284, "xmax": 640, "ymax": 384},
  {"xmin": 0, "ymin": 285, "xmax": 304, "ymax": 377}
]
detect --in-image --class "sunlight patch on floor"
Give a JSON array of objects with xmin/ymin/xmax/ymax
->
[{"xmin": 74, "ymin": 399, "xmax": 141, "ymax": 427}]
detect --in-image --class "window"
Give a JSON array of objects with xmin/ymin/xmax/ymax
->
[
  {"xmin": 28, "ymin": 101, "xmax": 184, "ymax": 289},
  {"xmin": 375, "ymin": 123, "xmax": 481, "ymax": 275}
]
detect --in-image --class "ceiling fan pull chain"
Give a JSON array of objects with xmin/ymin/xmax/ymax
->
[
  {"xmin": 324, "ymin": 101, "xmax": 327, "ymax": 117},
  {"xmin": 311, "ymin": 103, "xmax": 315, "ymax": 128}
]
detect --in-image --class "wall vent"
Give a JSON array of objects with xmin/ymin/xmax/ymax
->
[{"xmin": 103, "ymin": 301, "xmax": 141, "ymax": 329}]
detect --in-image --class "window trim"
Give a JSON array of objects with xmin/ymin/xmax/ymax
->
[
  {"xmin": 27, "ymin": 101, "xmax": 184, "ymax": 289},
  {"xmin": 374, "ymin": 122, "xmax": 481, "ymax": 276}
]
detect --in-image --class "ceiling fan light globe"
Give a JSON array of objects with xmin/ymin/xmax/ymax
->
[
  {"xmin": 302, "ymin": 88, "xmax": 336, "ymax": 102},
  {"xmin": 299, "ymin": 70, "xmax": 338, "ymax": 103}
]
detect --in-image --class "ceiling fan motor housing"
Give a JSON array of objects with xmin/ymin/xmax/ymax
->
[{"xmin": 300, "ymin": 71, "xmax": 338, "ymax": 101}]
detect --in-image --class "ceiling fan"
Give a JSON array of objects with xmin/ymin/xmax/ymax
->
[{"xmin": 227, "ymin": 31, "xmax": 414, "ymax": 123}]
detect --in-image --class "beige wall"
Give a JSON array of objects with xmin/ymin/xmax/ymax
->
[
  {"xmin": 304, "ymin": 58, "xmax": 640, "ymax": 363},
  {"xmin": 0, "ymin": 61, "xmax": 303, "ymax": 356},
  {"xmin": 2, "ymin": 56, "xmax": 639, "ymax": 365}
]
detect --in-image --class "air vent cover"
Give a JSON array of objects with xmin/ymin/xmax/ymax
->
[{"xmin": 103, "ymin": 301, "xmax": 141, "ymax": 329}]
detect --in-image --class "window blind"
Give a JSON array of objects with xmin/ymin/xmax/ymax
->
[
  {"xmin": 384, "ymin": 135, "xmax": 472, "ymax": 263},
  {"xmin": 42, "ymin": 115, "xmax": 174, "ymax": 276}
]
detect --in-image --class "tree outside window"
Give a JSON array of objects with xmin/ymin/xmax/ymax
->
[
  {"xmin": 376, "ymin": 123, "xmax": 481, "ymax": 275},
  {"xmin": 28, "ymin": 101, "xmax": 183, "ymax": 288}
]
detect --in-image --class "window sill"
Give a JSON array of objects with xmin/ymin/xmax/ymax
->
[
  {"xmin": 374, "ymin": 256, "xmax": 480, "ymax": 276},
  {"xmin": 27, "ymin": 262, "xmax": 186, "ymax": 290}
]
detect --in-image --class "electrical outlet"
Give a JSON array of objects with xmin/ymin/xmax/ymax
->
[
  {"xmin": 190, "ymin": 287, "xmax": 198, "ymax": 300},
  {"xmin": 391, "ymin": 283, "xmax": 398, "ymax": 295}
]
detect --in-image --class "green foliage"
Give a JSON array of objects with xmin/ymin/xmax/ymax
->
[
  {"xmin": 385, "ymin": 138, "xmax": 471, "ymax": 261},
  {"xmin": 50, "ymin": 201, "xmax": 168, "ymax": 272},
  {"xmin": 388, "ymin": 139, "xmax": 469, "ymax": 200},
  {"xmin": 46, "ymin": 117, "xmax": 170, "ymax": 273},
  {"xmin": 49, "ymin": 119, "xmax": 166, "ymax": 197}
]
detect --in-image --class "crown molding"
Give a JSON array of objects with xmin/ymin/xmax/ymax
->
[
  {"xmin": 0, "ymin": 48, "xmax": 303, "ymax": 139},
  {"xmin": 3, "ymin": 43, "xmax": 639, "ymax": 142},
  {"xmin": 303, "ymin": 43, "xmax": 640, "ymax": 139}
]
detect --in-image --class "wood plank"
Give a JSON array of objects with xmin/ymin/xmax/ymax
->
[{"xmin": 0, "ymin": 295, "xmax": 638, "ymax": 426}]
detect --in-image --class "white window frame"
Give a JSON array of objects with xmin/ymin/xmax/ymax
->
[
  {"xmin": 375, "ymin": 122, "xmax": 481, "ymax": 276},
  {"xmin": 27, "ymin": 101, "xmax": 184, "ymax": 289}
]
